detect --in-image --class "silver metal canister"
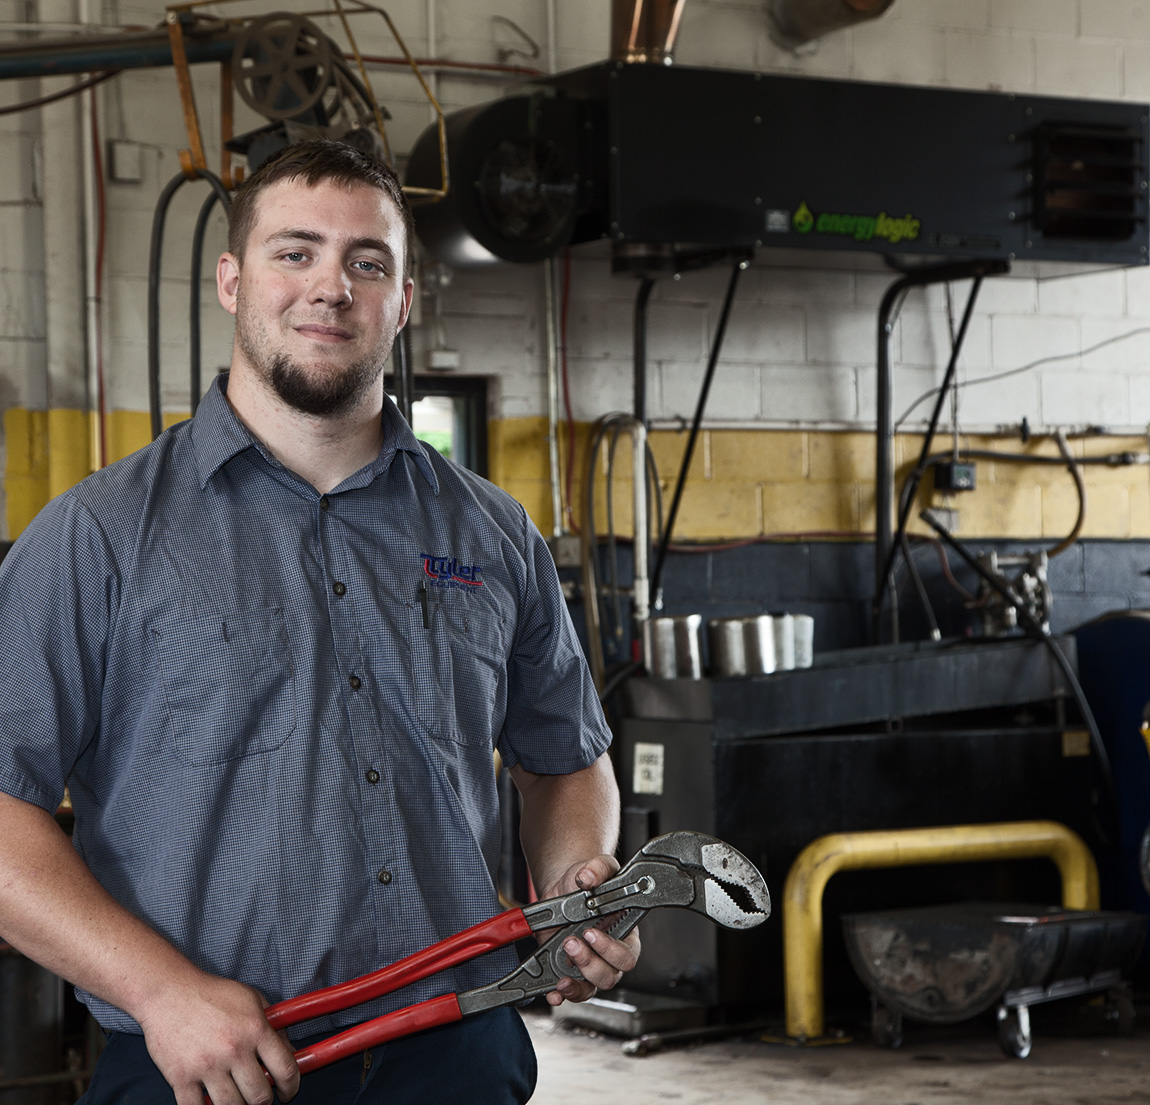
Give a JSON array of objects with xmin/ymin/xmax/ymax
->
[
  {"xmin": 647, "ymin": 614, "xmax": 704, "ymax": 679},
  {"xmin": 741, "ymin": 614, "xmax": 777, "ymax": 675},
  {"xmin": 708, "ymin": 616, "xmax": 777, "ymax": 676},
  {"xmin": 772, "ymin": 612, "xmax": 796, "ymax": 671},
  {"xmin": 707, "ymin": 617, "xmax": 747, "ymax": 676},
  {"xmin": 793, "ymin": 614, "xmax": 815, "ymax": 669}
]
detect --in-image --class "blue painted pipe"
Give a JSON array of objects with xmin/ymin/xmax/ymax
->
[{"xmin": 0, "ymin": 27, "xmax": 236, "ymax": 79}]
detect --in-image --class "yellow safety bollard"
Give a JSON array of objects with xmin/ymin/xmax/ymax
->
[{"xmin": 782, "ymin": 820, "xmax": 1099, "ymax": 1041}]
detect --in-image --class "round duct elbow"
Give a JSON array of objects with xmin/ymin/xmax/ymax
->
[
  {"xmin": 767, "ymin": 0, "xmax": 897, "ymax": 49},
  {"xmin": 405, "ymin": 97, "xmax": 581, "ymax": 268}
]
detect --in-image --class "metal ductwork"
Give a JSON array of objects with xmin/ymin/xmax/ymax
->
[
  {"xmin": 406, "ymin": 62, "xmax": 1149, "ymax": 271},
  {"xmin": 767, "ymin": 0, "xmax": 897, "ymax": 49}
]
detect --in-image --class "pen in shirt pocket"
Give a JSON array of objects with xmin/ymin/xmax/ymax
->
[{"xmin": 419, "ymin": 578, "xmax": 430, "ymax": 629}]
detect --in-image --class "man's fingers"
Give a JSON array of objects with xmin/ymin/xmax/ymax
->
[
  {"xmin": 555, "ymin": 925, "xmax": 641, "ymax": 998},
  {"xmin": 197, "ymin": 1075, "xmax": 245, "ymax": 1105},
  {"xmin": 230, "ymin": 1067, "xmax": 275, "ymax": 1105},
  {"xmin": 259, "ymin": 1033, "xmax": 301, "ymax": 1102},
  {"xmin": 584, "ymin": 926, "xmax": 641, "ymax": 974},
  {"xmin": 571, "ymin": 854, "xmax": 620, "ymax": 892}
]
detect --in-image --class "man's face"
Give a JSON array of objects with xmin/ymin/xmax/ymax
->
[{"xmin": 217, "ymin": 177, "xmax": 414, "ymax": 418}]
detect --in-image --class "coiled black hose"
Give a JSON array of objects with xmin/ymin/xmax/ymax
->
[
  {"xmin": 148, "ymin": 168, "xmax": 231, "ymax": 440},
  {"xmin": 188, "ymin": 187, "xmax": 227, "ymax": 415}
]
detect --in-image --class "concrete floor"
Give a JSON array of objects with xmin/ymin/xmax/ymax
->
[{"xmin": 523, "ymin": 1005, "xmax": 1150, "ymax": 1104}]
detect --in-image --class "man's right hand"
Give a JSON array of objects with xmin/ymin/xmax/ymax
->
[
  {"xmin": 137, "ymin": 971, "xmax": 300, "ymax": 1105},
  {"xmin": 0, "ymin": 794, "xmax": 299, "ymax": 1103}
]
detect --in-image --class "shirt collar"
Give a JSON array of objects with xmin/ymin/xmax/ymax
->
[{"xmin": 190, "ymin": 373, "xmax": 440, "ymax": 494}]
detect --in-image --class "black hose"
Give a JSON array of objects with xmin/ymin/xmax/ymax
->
[
  {"xmin": 649, "ymin": 261, "xmax": 743, "ymax": 609},
  {"xmin": 580, "ymin": 417, "xmax": 611, "ymax": 690},
  {"xmin": 392, "ymin": 326, "xmax": 414, "ymax": 424},
  {"xmin": 872, "ymin": 259, "xmax": 1010, "ymax": 642},
  {"xmin": 633, "ymin": 278, "xmax": 655, "ymax": 427},
  {"xmin": 148, "ymin": 168, "xmax": 231, "ymax": 440},
  {"xmin": 189, "ymin": 188, "xmax": 223, "ymax": 415},
  {"xmin": 919, "ymin": 509, "xmax": 1121, "ymax": 847},
  {"xmin": 875, "ymin": 277, "xmax": 915, "ymax": 615},
  {"xmin": 877, "ymin": 276, "xmax": 984, "ymax": 631},
  {"xmin": 599, "ymin": 660, "xmax": 642, "ymax": 705},
  {"xmin": 900, "ymin": 529, "xmax": 940, "ymax": 640}
]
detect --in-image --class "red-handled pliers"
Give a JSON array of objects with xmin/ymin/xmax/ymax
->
[{"xmin": 263, "ymin": 831, "xmax": 770, "ymax": 1077}]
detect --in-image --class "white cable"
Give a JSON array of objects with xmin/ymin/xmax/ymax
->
[{"xmin": 895, "ymin": 326, "xmax": 1150, "ymax": 429}]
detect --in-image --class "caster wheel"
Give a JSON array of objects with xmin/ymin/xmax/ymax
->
[
  {"xmin": 997, "ymin": 1004, "xmax": 1032, "ymax": 1059},
  {"xmin": 1105, "ymin": 986, "xmax": 1136, "ymax": 1035},
  {"xmin": 870, "ymin": 997, "xmax": 903, "ymax": 1049}
]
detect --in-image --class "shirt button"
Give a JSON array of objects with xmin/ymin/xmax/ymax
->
[
  {"xmin": 349, "ymin": 674, "xmax": 362, "ymax": 690},
  {"xmin": 333, "ymin": 581, "xmax": 347, "ymax": 596},
  {"xmin": 365, "ymin": 769, "xmax": 380, "ymax": 785},
  {"xmin": 377, "ymin": 869, "xmax": 392, "ymax": 885},
  {"xmin": 319, "ymin": 495, "xmax": 330, "ymax": 510}
]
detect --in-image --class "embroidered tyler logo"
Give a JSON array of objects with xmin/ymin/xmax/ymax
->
[{"xmin": 421, "ymin": 554, "xmax": 484, "ymax": 587}]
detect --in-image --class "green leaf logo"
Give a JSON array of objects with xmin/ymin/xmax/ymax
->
[{"xmin": 793, "ymin": 201, "xmax": 814, "ymax": 234}]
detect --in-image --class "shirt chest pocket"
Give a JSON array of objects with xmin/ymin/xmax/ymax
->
[
  {"xmin": 406, "ymin": 592, "xmax": 507, "ymax": 747},
  {"xmin": 151, "ymin": 608, "xmax": 298, "ymax": 765}
]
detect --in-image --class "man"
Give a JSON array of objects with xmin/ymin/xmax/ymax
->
[{"xmin": 0, "ymin": 141, "xmax": 638, "ymax": 1105}]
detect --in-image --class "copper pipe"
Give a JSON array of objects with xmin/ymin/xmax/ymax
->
[
  {"xmin": 351, "ymin": 54, "xmax": 543, "ymax": 77},
  {"xmin": 610, "ymin": 0, "xmax": 686, "ymax": 64}
]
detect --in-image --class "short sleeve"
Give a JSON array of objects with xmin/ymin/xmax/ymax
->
[
  {"xmin": 0, "ymin": 494, "xmax": 117, "ymax": 811},
  {"xmin": 498, "ymin": 510, "xmax": 611, "ymax": 773}
]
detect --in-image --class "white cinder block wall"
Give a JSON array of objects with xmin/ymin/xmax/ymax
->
[{"xmin": 2, "ymin": 0, "xmax": 1150, "ymax": 535}]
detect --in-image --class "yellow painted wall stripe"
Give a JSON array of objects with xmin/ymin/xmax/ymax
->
[
  {"xmin": 4, "ymin": 409, "xmax": 188, "ymax": 540},
  {"xmin": 5, "ymin": 410, "xmax": 1149, "ymax": 543}
]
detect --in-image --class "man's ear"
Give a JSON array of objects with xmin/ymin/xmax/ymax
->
[
  {"xmin": 217, "ymin": 253, "xmax": 240, "ymax": 316},
  {"xmin": 396, "ymin": 278, "xmax": 415, "ymax": 333}
]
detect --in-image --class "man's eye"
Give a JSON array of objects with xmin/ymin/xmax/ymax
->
[
  {"xmin": 353, "ymin": 260, "xmax": 383, "ymax": 274},
  {"xmin": 282, "ymin": 251, "xmax": 307, "ymax": 263}
]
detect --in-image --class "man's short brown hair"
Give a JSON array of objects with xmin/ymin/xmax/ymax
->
[{"xmin": 227, "ymin": 139, "xmax": 415, "ymax": 279}]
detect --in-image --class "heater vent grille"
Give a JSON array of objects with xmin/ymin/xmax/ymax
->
[{"xmin": 1034, "ymin": 121, "xmax": 1146, "ymax": 243}]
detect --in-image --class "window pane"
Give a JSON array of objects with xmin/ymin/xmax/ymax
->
[{"xmin": 411, "ymin": 395, "xmax": 455, "ymax": 459}]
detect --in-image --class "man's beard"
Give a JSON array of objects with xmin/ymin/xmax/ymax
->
[
  {"xmin": 235, "ymin": 298, "xmax": 390, "ymax": 418},
  {"xmin": 266, "ymin": 350, "xmax": 383, "ymax": 417}
]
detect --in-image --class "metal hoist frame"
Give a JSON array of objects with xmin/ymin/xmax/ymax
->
[{"xmin": 162, "ymin": 0, "xmax": 449, "ymax": 197}]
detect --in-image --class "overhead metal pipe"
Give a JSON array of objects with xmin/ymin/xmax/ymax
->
[{"xmin": 0, "ymin": 25, "xmax": 235, "ymax": 79}]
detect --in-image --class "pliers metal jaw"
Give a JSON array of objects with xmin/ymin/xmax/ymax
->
[
  {"xmin": 462, "ymin": 831, "xmax": 771, "ymax": 1013},
  {"xmin": 256, "ymin": 831, "xmax": 769, "ymax": 1082}
]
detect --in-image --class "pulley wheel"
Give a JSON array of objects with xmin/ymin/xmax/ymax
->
[{"xmin": 233, "ymin": 13, "xmax": 334, "ymax": 122}]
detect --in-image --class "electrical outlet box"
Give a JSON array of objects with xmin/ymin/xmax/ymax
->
[
  {"xmin": 425, "ymin": 348, "xmax": 461, "ymax": 371},
  {"xmin": 935, "ymin": 461, "xmax": 976, "ymax": 492},
  {"xmin": 547, "ymin": 533, "xmax": 581, "ymax": 569}
]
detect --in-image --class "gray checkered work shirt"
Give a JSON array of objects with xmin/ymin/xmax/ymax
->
[{"xmin": 0, "ymin": 375, "xmax": 611, "ymax": 1039}]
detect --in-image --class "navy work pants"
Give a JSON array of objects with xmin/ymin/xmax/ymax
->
[{"xmin": 78, "ymin": 1007, "xmax": 537, "ymax": 1104}]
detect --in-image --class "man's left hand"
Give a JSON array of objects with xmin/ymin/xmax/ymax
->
[{"xmin": 539, "ymin": 854, "xmax": 641, "ymax": 1006}]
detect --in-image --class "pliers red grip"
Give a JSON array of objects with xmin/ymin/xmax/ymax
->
[
  {"xmin": 264, "ymin": 909, "xmax": 533, "ymax": 1072},
  {"xmin": 227, "ymin": 832, "xmax": 769, "ymax": 1090}
]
